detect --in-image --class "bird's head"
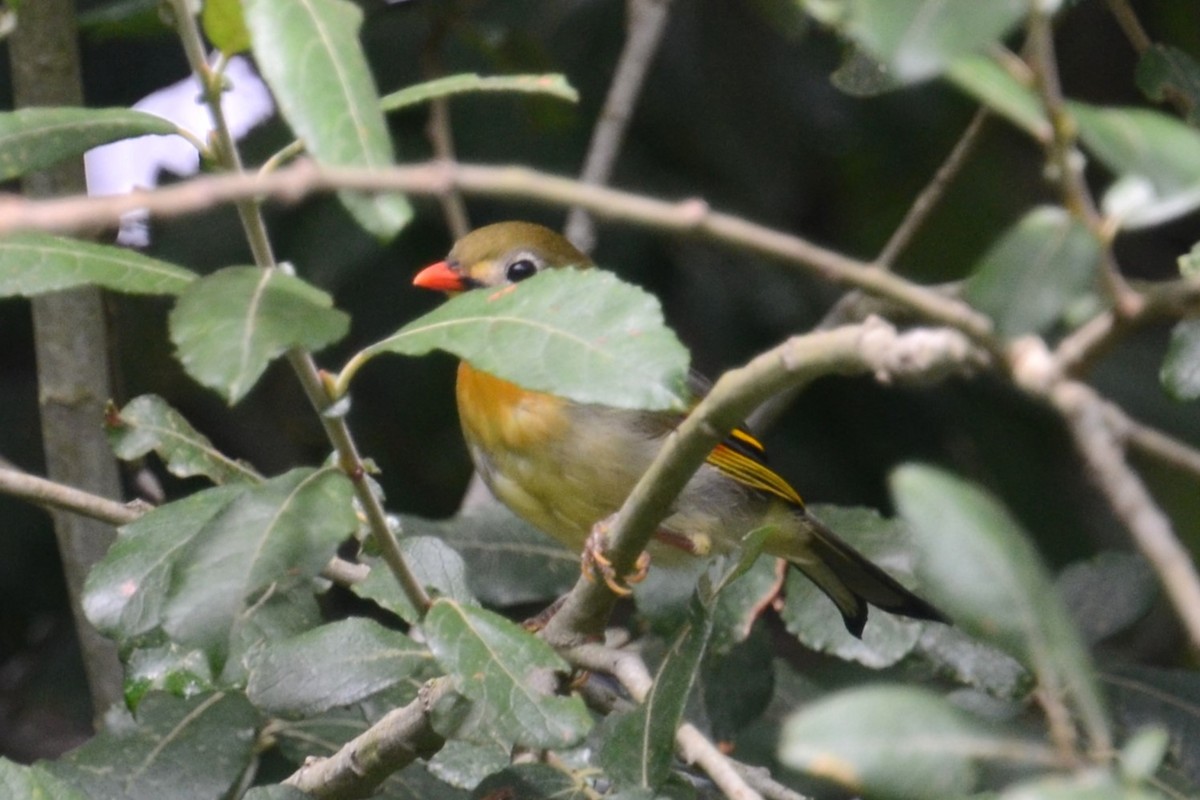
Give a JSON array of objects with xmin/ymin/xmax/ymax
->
[{"xmin": 413, "ymin": 221, "xmax": 594, "ymax": 292}]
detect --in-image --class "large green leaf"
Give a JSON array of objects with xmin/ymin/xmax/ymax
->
[
  {"xmin": 162, "ymin": 467, "xmax": 356, "ymax": 658},
  {"xmin": 353, "ymin": 536, "xmax": 476, "ymax": 625},
  {"xmin": 779, "ymin": 685, "xmax": 997, "ymax": 799},
  {"xmin": 106, "ymin": 394, "xmax": 260, "ymax": 484},
  {"xmin": 0, "ymin": 758, "xmax": 87, "ymax": 800},
  {"xmin": 243, "ymin": 0, "xmax": 410, "ymax": 238},
  {"xmin": 409, "ymin": 502, "xmax": 578, "ymax": 607},
  {"xmin": 0, "ymin": 232, "xmax": 196, "ymax": 297},
  {"xmin": 380, "ymin": 73, "xmax": 578, "ymax": 113},
  {"xmin": 1073, "ymin": 104, "xmax": 1200, "ymax": 229},
  {"xmin": 600, "ymin": 599, "xmax": 714, "ymax": 789},
  {"xmin": 1057, "ymin": 552, "xmax": 1158, "ymax": 645},
  {"xmin": 83, "ymin": 485, "xmax": 247, "ymax": 645},
  {"xmin": 803, "ymin": 0, "xmax": 1027, "ymax": 85},
  {"xmin": 346, "ymin": 268, "xmax": 690, "ymax": 411},
  {"xmin": 169, "ymin": 266, "xmax": 349, "ymax": 404},
  {"xmin": 890, "ymin": 464, "xmax": 1111, "ymax": 751},
  {"xmin": 471, "ymin": 764, "xmax": 587, "ymax": 800},
  {"xmin": 964, "ymin": 206, "xmax": 1102, "ymax": 337},
  {"xmin": 780, "ymin": 506, "xmax": 927, "ymax": 667},
  {"xmin": 423, "ymin": 599, "xmax": 592, "ymax": 749},
  {"xmin": 947, "ymin": 54, "xmax": 1047, "ymax": 139},
  {"xmin": 48, "ymin": 692, "xmax": 260, "ymax": 800},
  {"xmin": 0, "ymin": 107, "xmax": 176, "ymax": 180},
  {"xmin": 247, "ymin": 618, "xmax": 436, "ymax": 716}
]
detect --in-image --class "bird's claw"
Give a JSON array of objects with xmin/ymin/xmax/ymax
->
[{"xmin": 581, "ymin": 520, "xmax": 651, "ymax": 596}]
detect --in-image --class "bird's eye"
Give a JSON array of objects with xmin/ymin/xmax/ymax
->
[{"xmin": 505, "ymin": 258, "xmax": 539, "ymax": 283}]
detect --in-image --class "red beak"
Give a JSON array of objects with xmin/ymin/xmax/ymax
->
[{"xmin": 413, "ymin": 260, "xmax": 467, "ymax": 292}]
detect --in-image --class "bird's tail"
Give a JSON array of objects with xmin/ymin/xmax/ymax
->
[{"xmin": 782, "ymin": 510, "xmax": 948, "ymax": 638}]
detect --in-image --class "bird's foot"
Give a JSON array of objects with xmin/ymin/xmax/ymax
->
[{"xmin": 581, "ymin": 517, "xmax": 651, "ymax": 596}]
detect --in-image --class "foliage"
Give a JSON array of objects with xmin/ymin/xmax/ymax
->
[{"xmin": 0, "ymin": 1, "xmax": 1198, "ymax": 799}]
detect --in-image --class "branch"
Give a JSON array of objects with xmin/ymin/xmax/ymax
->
[
  {"xmin": 875, "ymin": 108, "xmax": 989, "ymax": 268},
  {"xmin": 0, "ymin": 158, "xmax": 997, "ymax": 339},
  {"xmin": 9, "ymin": 0, "xmax": 125, "ymax": 715},
  {"xmin": 0, "ymin": 465, "xmax": 139, "ymax": 526},
  {"xmin": 166, "ymin": 1, "xmax": 431, "ymax": 617},
  {"xmin": 1051, "ymin": 381, "xmax": 1200, "ymax": 652},
  {"xmin": 540, "ymin": 319, "xmax": 984, "ymax": 645},
  {"xmin": 283, "ymin": 678, "xmax": 452, "ymax": 799},
  {"xmin": 564, "ymin": 0, "xmax": 673, "ymax": 252},
  {"xmin": 568, "ymin": 643, "xmax": 767, "ymax": 800}
]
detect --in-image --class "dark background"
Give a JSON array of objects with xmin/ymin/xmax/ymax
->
[{"xmin": 1, "ymin": 0, "xmax": 1197, "ymax": 760}]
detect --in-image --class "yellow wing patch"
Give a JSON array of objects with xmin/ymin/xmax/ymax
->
[{"xmin": 706, "ymin": 428, "xmax": 805, "ymax": 507}]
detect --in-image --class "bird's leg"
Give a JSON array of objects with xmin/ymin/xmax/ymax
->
[{"xmin": 581, "ymin": 515, "xmax": 651, "ymax": 596}]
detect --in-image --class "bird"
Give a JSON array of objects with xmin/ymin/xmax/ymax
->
[{"xmin": 413, "ymin": 221, "xmax": 946, "ymax": 637}]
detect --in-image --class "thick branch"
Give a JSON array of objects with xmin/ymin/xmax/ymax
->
[
  {"xmin": 283, "ymin": 678, "xmax": 452, "ymax": 799},
  {"xmin": 541, "ymin": 320, "xmax": 984, "ymax": 644},
  {"xmin": 8, "ymin": 0, "xmax": 125, "ymax": 716}
]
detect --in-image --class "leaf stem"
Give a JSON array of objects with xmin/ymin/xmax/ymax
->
[{"xmin": 166, "ymin": 0, "xmax": 430, "ymax": 615}]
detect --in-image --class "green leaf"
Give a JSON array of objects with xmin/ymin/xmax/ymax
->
[
  {"xmin": 423, "ymin": 598, "xmax": 592, "ymax": 749},
  {"xmin": 202, "ymin": 0, "xmax": 251, "ymax": 55},
  {"xmin": 0, "ymin": 232, "xmax": 196, "ymax": 297},
  {"xmin": 1161, "ymin": 319, "xmax": 1200, "ymax": 401},
  {"xmin": 83, "ymin": 485, "xmax": 246, "ymax": 645},
  {"xmin": 1057, "ymin": 552, "xmax": 1157, "ymax": 645},
  {"xmin": 914, "ymin": 625, "xmax": 1030, "ymax": 700},
  {"xmin": 162, "ymin": 468, "xmax": 356, "ymax": 658},
  {"xmin": 779, "ymin": 685, "xmax": 996, "ymax": 799},
  {"xmin": 123, "ymin": 644, "xmax": 215, "ymax": 708},
  {"xmin": 417, "ymin": 502, "xmax": 578, "ymax": 607},
  {"xmin": 243, "ymin": 0, "xmax": 410, "ymax": 238},
  {"xmin": 703, "ymin": 625, "xmax": 775, "ymax": 742},
  {"xmin": 351, "ymin": 268, "xmax": 690, "ymax": 411},
  {"xmin": 354, "ymin": 536, "xmax": 476, "ymax": 624},
  {"xmin": 947, "ymin": 54, "xmax": 1048, "ymax": 139},
  {"xmin": 0, "ymin": 107, "xmax": 177, "ymax": 180},
  {"xmin": 169, "ymin": 266, "xmax": 349, "ymax": 404},
  {"xmin": 710, "ymin": 554, "xmax": 781, "ymax": 656},
  {"xmin": 1135, "ymin": 44, "xmax": 1200, "ymax": 126},
  {"xmin": 222, "ymin": 583, "xmax": 323, "ymax": 686},
  {"xmin": 426, "ymin": 739, "xmax": 511, "ymax": 791},
  {"xmin": 106, "ymin": 394, "xmax": 260, "ymax": 484},
  {"xmin": 380, "ymin": 72, "xmax": 578, "ymax": 113},
  {"xmin": 49, "ymin": 692, "xmax": 260, "ymax": 800},
  {"xmin": 804, "ymin": 0, "xmax": 1027, "ymax": 85},
  {"xmin": 383, "ymin": 763, "xmax": 473, "ymax": 800},
  {"xmin": 890, "ymin": 464, "xmax": 1111, "ymax": 752},
  {"xmin": 0, "ymin": 758, "xmax": 87, "ymax": 800},
  {"xmin": 964, "ymin": 206, "xmax": 1102, "ymax": 337},
  {"xmin": 601, "ymin": 600, "xmax": 714, "ymax": 789},
  {"xmin": 247, "ymin": 618, "xmax": 436, "ymax": 715},
  {"xmin": 1072, "ymin": 104, "xmax": 1200, "ymax": 229},
  {"xmin": 472, "ymin": 764, "xmax": 587, "ymax": 800},
  {"xmin": 780, "ymin": 506, "xmax": 926, "ymax": 667}
]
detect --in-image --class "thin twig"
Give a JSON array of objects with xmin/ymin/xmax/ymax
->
[
  {"xmin": 421, "ymin": 17, "xmax": 470, "ymax": 239},
  {"xmin": 568, "ymin": 644, "xmax": 763, "ymax": 800},
  {"xmin": 1026, "ymin": 9, "xmax": 1140, "ymax": 315},
  {"xmin": 166, "ymin": 2, "xmax": 431, "ymax": 616},
  {"xmin": 564, "ymin": 0, "xmax": 673, "ymax": 252},
  {"xmin": 1105, "ymin": 0, "xmax": 1152, "ymax": 53},
  {"xmin": 0, "ymin": 466, "xmax": 140, "ymax": 526},
  {"xmin": 875, "ymin": 108, "xmax": 989, "ymax": 269}
]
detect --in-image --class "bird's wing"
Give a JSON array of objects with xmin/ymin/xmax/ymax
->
[{"xmin": 685, "ymin": 368, "xmax": 805, "ymax": 507}]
